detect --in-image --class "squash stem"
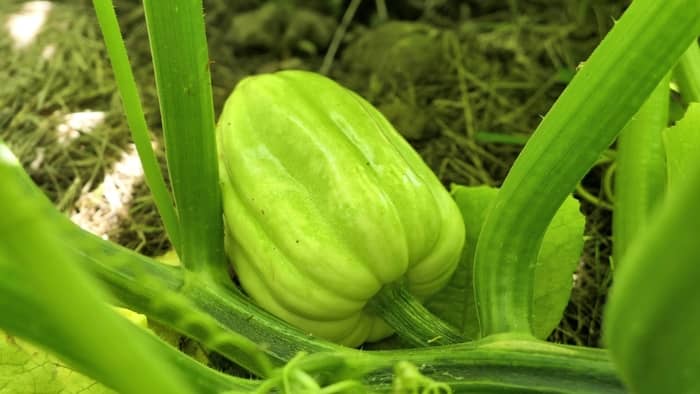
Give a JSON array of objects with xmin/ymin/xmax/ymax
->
[
  {"xmin": 294, "ymin": 337, "xmax": 623, "ymax": 393},
  {"xmin": 369, "ymin": 282, "xmax": 464, "ymax": 346}
]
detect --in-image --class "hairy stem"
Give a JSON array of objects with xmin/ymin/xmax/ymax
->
[{"xmin": 369, "ymin": 283, "xmax": 464, "ymax": 346}]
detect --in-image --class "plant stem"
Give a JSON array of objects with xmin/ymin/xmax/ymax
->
[
  {"xmin": 369, "ymin": 283, "xmax": 464, "ymax": 346},
  {"xmin": 299, "ymin": 336, "xmax": 624, "ymax": 393},
  {"xmin": 142, "ymin": 0, "xmax": 225, "ymax": 276},
  {"xmin": 183, "ymin": 279, "xmax": 342, "ymax": 360},
  {"xmin": 8, "ymin": 159, "xmax": 275, "ymax": 376},
  {"xmin": 612, "ymin": 75, "xmax": 669, "ymax": 266},
  {"xmin": 68, "ymin": 234, "xmax": 275, "ymax": 376}
]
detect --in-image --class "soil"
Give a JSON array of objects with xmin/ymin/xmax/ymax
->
[{"xmin": 0, "ymin": 0, "xmax": 626, "ymax": 351}]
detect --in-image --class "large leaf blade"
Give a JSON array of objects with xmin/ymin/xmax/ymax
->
[{"xmin": 141, "ymin": 0, "xmax": 224, "ymax": 275}]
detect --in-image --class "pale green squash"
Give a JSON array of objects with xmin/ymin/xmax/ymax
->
[{"xmin": 217, "ymin": 71, "xmax": 464, "ymax": 346}]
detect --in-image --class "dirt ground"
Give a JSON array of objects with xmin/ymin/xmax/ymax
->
[{"xmin": 0, "ymin": 0, "xmax": 627, "ymax": 349}]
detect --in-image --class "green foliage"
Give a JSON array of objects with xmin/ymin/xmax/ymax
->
[
  {"xmin": 139, "ymin": 0, "xmax": 225, "ymax": 276},
  {"xmin": 1, "ymin": 0, "xmax": 699, "ymax": 393}
]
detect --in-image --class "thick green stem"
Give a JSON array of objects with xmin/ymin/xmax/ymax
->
[
  {"xmin": 297, "ymin": 336, "xmax": 623, "ymax": 393},
  {"xmin": 80, "ymin": 240, "xmax": 624, "ymax": 393},
  {"xmin": 12, "ymin": 160, "xmax": 275, "ymax": 375},
  {"xmin": 369, "ymin": 283, "xmax": 464, "ymax": 347},
  {"xmin": 70, "ymin": 239, "xmax": 275, "ymax": 377},
  {"xmin": 70, "ymin": 222, "xmax": 624, "ymax": 393},
  {"xmin": 142, "ymin": 0, "xmax": 225, "ymax": 276},
  {"xmin": 474, "ymin": 0, "xmax": 700, "ymax": 336},
  {"xmin": 613, "ymin": 75, "xmax": 669, "ymax": 266},
  {"xmin": 183, "ymin": 280, "xmax": 341, "ymax": 361}
]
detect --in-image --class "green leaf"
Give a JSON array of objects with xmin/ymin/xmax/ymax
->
[
  {"xmin": 662, "ymin": 102, "xmax": 700, "ymax": 188},
  {"xmin": 426, "ymin": 185, "xmax": 585, "ymax": 340},
  {"xmin": 141, "ymin": 0, "xmax": 224, "ymax": 275},
  {"xmin": 0, "ymin": 333, "xmax": 112, "ymax": 394}
]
